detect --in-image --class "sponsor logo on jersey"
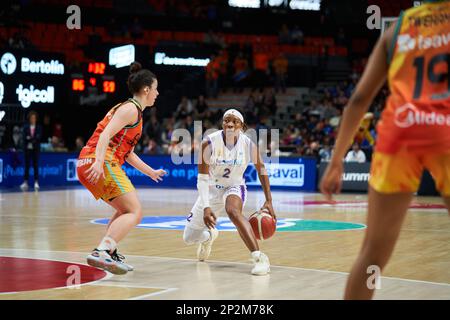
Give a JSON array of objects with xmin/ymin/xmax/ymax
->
[
  {"xmin": 397, "ymin": 32, "xmax": 450, "ymax": 53},
  {"xmin": 394, "ymin": 102, "xmax": 450, "ymax": 128}
]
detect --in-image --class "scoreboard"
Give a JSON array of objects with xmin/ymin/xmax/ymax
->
[{"xmin": 70, "ymin": 62, "xmax": 118, "ymax": 106}]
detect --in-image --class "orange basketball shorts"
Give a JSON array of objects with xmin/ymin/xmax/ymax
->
[
  {"xmin": 76, "ymin": 157, "xmax": 135, "ymax": 202},
  {"xmin": 369, "ymin": 148, "xmax": 450, "ymax": 196}
]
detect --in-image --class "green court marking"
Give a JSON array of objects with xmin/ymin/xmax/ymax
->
[{"xmin": 278, "ymin": 219, "xmax": 366, "ymax": 232}]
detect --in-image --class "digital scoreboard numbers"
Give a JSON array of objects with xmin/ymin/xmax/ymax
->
[{"xmin": 70, "ymin": 62, "xmax": 117, "ymax": 106}]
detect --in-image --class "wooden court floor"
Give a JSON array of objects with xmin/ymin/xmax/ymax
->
[{"xmin": 0, "ymin": 187, "xmax": 449, "ymax": 299}]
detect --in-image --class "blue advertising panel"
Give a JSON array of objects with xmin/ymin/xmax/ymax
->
[{"xmin": 0, "ymin": 152, "xmax": 317, "ymax": 191}]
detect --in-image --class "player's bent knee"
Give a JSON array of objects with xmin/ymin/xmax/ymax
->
[{"xmin": 226, "ymin": 207, "xmax": 241, "ymax": 221}]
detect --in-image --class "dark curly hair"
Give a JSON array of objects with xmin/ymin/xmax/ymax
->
[{"xmin": 127, "ymin": 61, "xmax": 157, "ymax": 95}]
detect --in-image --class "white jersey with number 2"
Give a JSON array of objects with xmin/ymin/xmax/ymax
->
[{"xmin": 206, "ymin": 130, "xmax": 253, "ymax": 187}]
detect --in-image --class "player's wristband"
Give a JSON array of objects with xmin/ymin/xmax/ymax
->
[{"xmin": 197, "ymin": 173, "xmax": 210, "ymax": 208}]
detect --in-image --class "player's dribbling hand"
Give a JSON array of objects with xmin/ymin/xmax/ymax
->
[
  {"xmin": 262, "ymin": 200, "xmax": 276, "ymax": 220},
  {"xmin": 319, "ymin": 160, "xmax": 343, "ymax": 202},
  {"xmin": 149, "ymin": 169, "xmax": 167, "ymax": 183},
  {"xmin": 85, "ymin": 160, "xmax": 105, "ymax": 185},
  {"xmin": 203, "ymin": 208, "xmax": 217, "ymax": 229}
]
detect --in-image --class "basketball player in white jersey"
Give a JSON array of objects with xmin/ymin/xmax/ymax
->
[{"xmin": 183, "ymin": 109, "xmax": 276, "ymax": 275}]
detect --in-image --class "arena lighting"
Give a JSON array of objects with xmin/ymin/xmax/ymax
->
[
  {"xmin": 154, "ymin": 52, "xmax": 210, "ymax": 67},
  {"xmin": 228, "ymin": 0, "xmax": 261, "ymax": 9},
  {"xmin": 289, "ymin": 0, "xmax": 321, "ymax": 11},
  {"xmin": 109, "ymin": 44, "xmax": 135, "ymax": 68},
  {"xmin": 266, "ymin": 0, "xmax": 286, "ymax": 7}
]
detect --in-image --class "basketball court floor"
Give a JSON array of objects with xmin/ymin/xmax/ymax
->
[{"xmin": 1, "ymin": 187, "xmax": 449, "ymax": 299}]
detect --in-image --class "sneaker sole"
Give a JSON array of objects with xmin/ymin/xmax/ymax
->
[
  {"xmin": 87, "ymin": 256, "xmax": 128, "ymax": 275},
  {"xmin": 251, "ymin": 268, "xmax": 271, "ymax": 276}
]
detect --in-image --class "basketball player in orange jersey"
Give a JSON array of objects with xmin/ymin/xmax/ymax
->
[
  {"xmin": 77, "ymin": 62, "xmax": 167, "ymax": 275},
  {"xmin": 320, "ymin": 0, "xmax": 450, "ymax": 299}
]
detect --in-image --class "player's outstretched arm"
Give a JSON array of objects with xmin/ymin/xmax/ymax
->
[
  {"xmin": 251, "ymin": 142, "xmax": 275, "ymax": 219},
  {"xmin": 320, "ymin": 24, "xmax": 394, "ymax": 201},
  {"xmin": 198, "ymin": 139, "xmax": 216, "ymax": 229},
  {"xmin": 125, "ymin": 152, "xmax": 167, "ymax": 183}
]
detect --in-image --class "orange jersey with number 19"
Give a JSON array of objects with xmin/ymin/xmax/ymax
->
[{"xmin": 375, "ymin": 1, "xmax": 450, "ymax": 154}]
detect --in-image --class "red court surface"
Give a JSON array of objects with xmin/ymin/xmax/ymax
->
[{"xmin": 0, "ymin": 257, "xmax": 107, "ymax": 293}]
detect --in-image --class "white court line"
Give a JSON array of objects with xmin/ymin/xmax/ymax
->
[
  {"xmin": 128, "ymin": 288, "xmax": 179, "ymax": 300},
  {"xmin": 1, "ymin": 248, "xmax": 449, "ymax": 288}
]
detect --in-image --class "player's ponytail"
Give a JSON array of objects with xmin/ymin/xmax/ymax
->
[{"xmin": 127, "ymin": 61, "xmax": 157, "ymax": 95}]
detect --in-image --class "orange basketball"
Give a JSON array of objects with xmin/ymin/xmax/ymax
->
[{"xmin": 249, "ymin": 209, "xmax": 276, "ymax": 240}]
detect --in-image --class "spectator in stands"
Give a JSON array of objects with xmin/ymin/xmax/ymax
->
[
  {"xmin": 161, "ymin": 122, "xmax": 174, "ymax": 151},
  {"xmin": 194, "ymin": 94, "xmax": 209, "ymax": 118},
  {"xmin": 252, "ymin": 49, "xmax": 270, "ymax": 91},
  {"xmin": 143, "ymin": 137, "xmax": 163, "ymax": 155},
  {"xmin": 74, "ymin": 136, "xmax": 85, "ymax": 152},
  {"xmin": 41, "ymin": 114, "xmax": 52, "ymax": 144},
  {"xmin": 334, "ymin": 89, "xmax": 349, "ymax": 110},
  {"xmin": 273, "ymin": 53, "xmax": 288, "ymax": 93},
  {"xmin": 232, "ymin": 52, "xmax": 249, "ymax": 92},
  {"xmin": 52, "ymin": 119, "xmax": 64, "ymax": 140},
  {"xmin": 185, "ymin": 115, "xmax": 195, "ymax": 136},
  {"xmin": 144, "ymin": 114, "xmax": 162, "ymax": 144},
  {"xmin": 243, "ymin": 91, "xmax": 258, "ymax": 125},
  {"xmin": 323, "ymin": 99, "xmax": 340, "ymax": 120},
  {"xmin": 305, "ymin": 141, "xmax": 320, "ymax": 161},
  {"xmin": 290, "ymin": 25, "xmax": 304, "ymax": 45},
  {"xmin": 278, "ymin": 24, "xmax": 291, "ymax": 44},
  {"xmin": 205, "ymin": 54, "xmax": 220, "ymax": 98},
  {"xmin": 175, "ymin": 96, "xmax": 194, "ymax": 120},
  {"xmin": 50, "ymin": 136, "xmax": 68, "ymax": 152},
  {"xmin": 20, "ymin": 111, "xmax": 42, "ymax": 192},
  {"xmin": 216, "ymin": 50, "xmax": 229, "ymax": 93},
  {"xmin": 345, "ymin": 142, "xmax": 366, "ymax": 163},
  {"xmin": 262, "ymin": 88, "xmax": 277, "ymax": 116},
  {"xmin": 293, "ymin": 113, "xmax": 307, "ymax": 129}
]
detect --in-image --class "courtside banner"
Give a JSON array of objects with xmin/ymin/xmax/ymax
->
[
  {"xmin": 0, "ymin": 152, "xmax": 317, "ymax": 191},
  {"xmin": 318, "ymin": 162, "xmax": 371, "ymax": 192}
]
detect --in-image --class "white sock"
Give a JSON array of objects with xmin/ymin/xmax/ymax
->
[
  {"xmin": 97, "ymin": 236, "xmax": 117, "ymax": 252},
  {"xmin": 251, "ymin": 251, "xmax": 261, "ymax": 260}
]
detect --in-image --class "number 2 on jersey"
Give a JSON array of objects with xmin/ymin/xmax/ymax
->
[{"xmin": 223, "ymin": 168, "xmax": 231, "ymax": 178}]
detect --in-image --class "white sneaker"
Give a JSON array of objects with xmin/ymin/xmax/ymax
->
[
  {"xmin": 20, "ymin": 181, "xmax": 29, "ymax": 192},
  {"xmin": 86, "ymin": 249, "xmax": 128, "ymax": 275},
  {"xmin": 197, "ymin": 228, "xmax": 219, "ymax": 262},
  {"xmin": 251, "ymin": 252, "xmax": 270, "ymax": 276},
  {"xmin": 110, "ymin": 249, "xmax": 134, "ymax": 271},
  {"xmin": 34, "ymin": 182, "xmax": 40, "ymax": 191}
]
